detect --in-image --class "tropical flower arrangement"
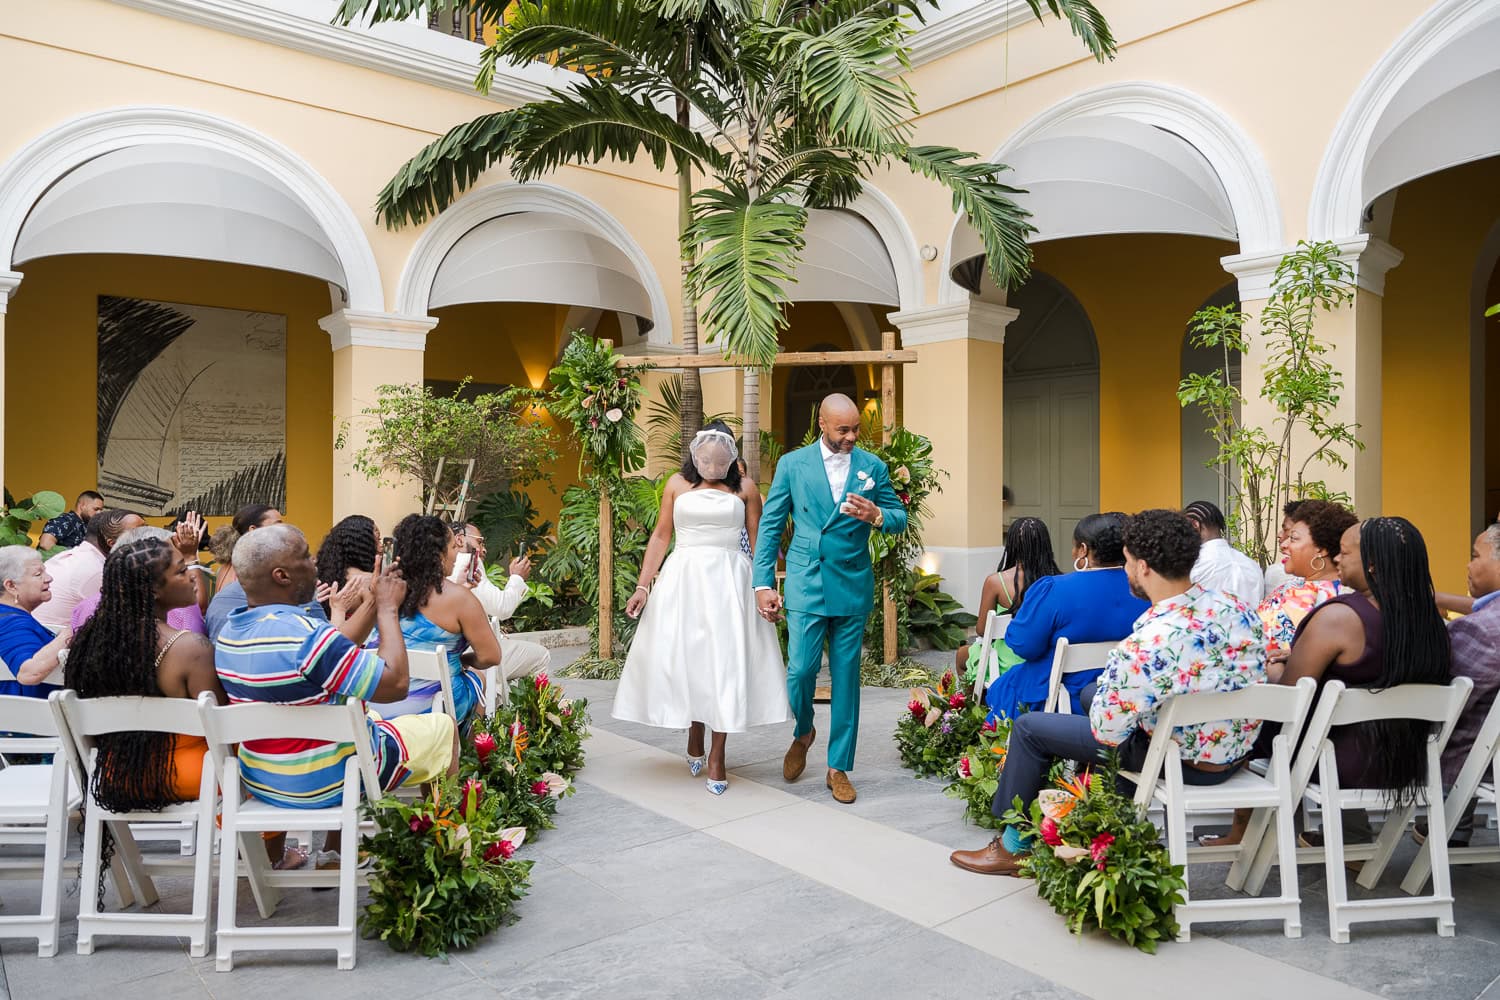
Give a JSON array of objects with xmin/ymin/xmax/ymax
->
[
  {"xmin": 1001, "ymin": 756, "xmax": 1187, "ymax": 954},
  {"xmin": 360, "ymin": 776, "xmax": 534, "ymax": 958},
  {"xmin": 548, "ymin": 334, "xmax": 647, "ymax": 476},
  {"xmin": 892, "ymin": 670, "xmax": 988, "ymax": 777},
  {"xmin": 942, "ymin": 714, "xmax": 1013, "ymax": 828}
]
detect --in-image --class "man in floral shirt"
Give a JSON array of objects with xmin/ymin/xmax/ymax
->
[{"xmin": 951, "ymin": 509, "xmax": 1267, "ymax": 876}]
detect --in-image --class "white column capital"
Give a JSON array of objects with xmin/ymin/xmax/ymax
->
[
  {"xmin": 319, "ymin": 309, "xmax": 437, "ymax": 351},
  {"xmin": 1221, "ymin": 236, "xmax": 1404, "ymax": 301},
  {"xmin": 0, "ymin": 270, "xmax": 22, "ymax": 314},
  {"xmin": 888, "ymin": 299, "xmax": 1017, "ymax": 346}
]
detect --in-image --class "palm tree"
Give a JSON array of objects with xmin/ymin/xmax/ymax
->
[{"xmin": 334, "ymin": 0, "xmax": 1115, "ymax": 481}]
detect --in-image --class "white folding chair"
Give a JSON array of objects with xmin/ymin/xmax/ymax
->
[
  {"xmin": 1402, "ymin": 690, "xmax": 1500, "ymax": 893},
  {"xmin": 1121, "ymin": 678, "xmax": 1317, "ymax": 940},
  {"xmin": 0, "ymin": 694, "xmax": 82, "ymax": 956},
  {"xmin": 201, "ymin": 698, "xmax": 386, "ymax": 971},
  {"xmin": 1043, "ymin": 639, "xmax": 1119, "ymax": 714},
  {"xmin": 1239, "ymin": 677, "xmax": 1472, "ymax": 942},
  {"xmin": 52, "ymin": 690, "xmax": 218, "ymax": 957},
  {"xmin": 486, "ymin": 617, "xmax": 513, "ymax": 713},
  {"xmin": 408, "ymin": 645, "xmax": 459, "ymax": 721},
  {"xmin": 969, "ymin": 611, "xmax": 1011, "ymax": 701}
]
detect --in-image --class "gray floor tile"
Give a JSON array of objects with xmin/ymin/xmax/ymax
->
[
  {"xmin": 570, "ymin": 830, "xmax": 790, "ymax": 919},
  {"xmin": 530, "ymin": 781, "xmax": 696, "ymax": 865}
]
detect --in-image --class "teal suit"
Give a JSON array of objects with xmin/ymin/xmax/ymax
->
[{"xmin": 753, "ymin": 443, "xmax": 907, "ymax": 772}]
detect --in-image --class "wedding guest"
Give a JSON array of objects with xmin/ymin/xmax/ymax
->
[
  {"xmin": 71, "ymin": 525, "xmax": 207, "ymax": 635},
  {"xmin": 380, "ymin": 514, "xmax": 499, "ymax": 725},
  {"xmin": 313, "ymin": 514, "xmax": 381, "ymax": 639},
  {"xmin": 983, "ymin": 512, "xmax": 1149, "ymax": 720},
  {"xmin": 0, "ymin": 546, "xmax": 70, "ymax": 696},
  {"xmin": 204, "ymin": 504, "xmax": 285, "ymax": 641},
  {"xmin": 38, "ymin": 490, "xmax": 104, "ymax": 551},
  {"xmin": 951, "ymin": 510, "xmax": 1266, "ymax": 876},
  {"xmin": 450, "ymin": 522, "xmax": 550, "ymax": 681},
  {"xmin": 954, "ymin": 517, "xmax": 1061, "ymax": 687},
  {"xmin": 1256, "ymin": 499, "xmax": 1357, "ymax": 668},
  {"xmin": 34, "ymin": 508, "xmax": 144, "ymax": 631},
  {"xmin": 214, "ymin": 525, "xmax": 456, "ymax": 865},
  {"xmin": 1263, "ymin": 500, "xmax": 1305, "ymax": 594},
  {"xmin": 1184, "ymin": 499, "xmax": 1263, "ymax": 604}
]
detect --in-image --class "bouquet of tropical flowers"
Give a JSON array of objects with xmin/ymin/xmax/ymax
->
[
  {"xmin": 361, "ymin": 776, "xmax": 533, "ymax": 957},
  {"xmin": 1001, "ymin": 755, "xmax": 1186, "ymax": 953},
  {"xmin": 495, "ymin": 672, "xmax": 591, "ymax": 778},
  {"xmin": 460, "ymin": 673, "xmax": 586, "ymax": 836},
  {"xmin": 548, "ymin": 335, "xmax": 646, "ymax": 474},
  {"xmin": 942, "ymin": 714, "xmax": 1012, "ymax": 828},
  {"xmin": 893, "ymin": 670, "xmax": 987, "ymax": 777}
]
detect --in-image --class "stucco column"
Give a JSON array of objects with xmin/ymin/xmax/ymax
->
[
  {"xmin": 890, "ymin": 299, "xmax": 1017, "ymax": 614},
  {"xmin": 319, "ymin": 309, "xmax": 437, "ymax": 533},
  {"xmin": 0, "ymin": 271, "xmax": 21, "ymax": 493},
  {"xmin": 1221, "ymin": 236, "xmax": 1402, "ymax": 531}
]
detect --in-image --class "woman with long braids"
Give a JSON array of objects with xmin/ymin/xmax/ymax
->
[
  {"xmin": 314, "ymin": 514, "xmax": 380, "ymax": 639},
  {"xmin": 382, "ymin": 514, "xmax": 499, "ymax": 724},
  {"xmin": 954, "ymin": 517, "xmax": 1062, "ymax": 687}
]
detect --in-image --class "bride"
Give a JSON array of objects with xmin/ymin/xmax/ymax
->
[{"xmin": 613, "ymin": 422, "xmax": 791, "ymax": 794}]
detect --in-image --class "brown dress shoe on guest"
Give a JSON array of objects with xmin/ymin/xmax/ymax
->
[
  {"xmin": 783, "ymin": 729, "xmax": 815, "ymax": 782},
  {"xmin": 950, "ymin": 837, "xmax": 1025, "ymax": 876},
  {"xmin": 826, "ymin": 769, "xmax": 856, "ymax": 804}
]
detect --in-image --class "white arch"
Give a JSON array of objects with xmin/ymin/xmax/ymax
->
[
  {"xmin": 1309, "ymin": 0, "xmax": 1496, "ymax": 241},
  {"xmin": 940, "ymin": 82, "xmax": 1283, "ymax": 303},
  {"xmin": 396, "ymin": 181, "xmax": 675, "ymax": 347},
  {"xmin": 846, "ymin": 184, "xmax": 925, "ymax": 311},
  {"xmin": 0, "ymin": 106, "xmax": 383, "ymax": 311}
]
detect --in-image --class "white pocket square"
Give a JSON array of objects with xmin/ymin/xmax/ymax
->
[{"xmin": 860, "ymin": 477, "xmax": 875, "ymax": 492}]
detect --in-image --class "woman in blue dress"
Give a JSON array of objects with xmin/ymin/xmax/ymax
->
[
  {"xmin": 381, "ymin": 514, "xmax": 499, "ymax": 726},
  {"xmin": 983, "ymin": 512, "xmax": 1148, "ymax": 720}
]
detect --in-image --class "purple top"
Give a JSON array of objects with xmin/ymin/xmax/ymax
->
[{"xmin": 71, "ymin": 593, "xmax": 207, "ymax": 636}]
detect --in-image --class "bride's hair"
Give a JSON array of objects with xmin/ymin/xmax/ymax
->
[{"xmin": 680, "ymin": 420, "xmax": 743, "ymax": 491}]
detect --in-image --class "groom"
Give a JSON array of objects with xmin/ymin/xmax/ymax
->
[{"xmin": 754, "ymin": 393, "xmax": 907, "ymax": 804}]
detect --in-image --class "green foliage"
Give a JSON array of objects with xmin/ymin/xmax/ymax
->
[
  {"xmin": 858, "ymin": 653, "xmax": 940, "ymax": 689},
  {"xmin": 557, "ymin": 652, "xmax": 626, "ymax": 680},
  {"xmin": 470, "ymin": 489, "xmax": 553, "ymax": 562},
  {"xmin": 865, "ymin": 567, "xmax": 975, "ymax": 655},
  {"xmin": 360, "ymin": 776, "xmax": 534, "ymax": 958},
  {"xmin": 943, "ymin": 715, "xmax": 1013, "ymax": 829},
  {"xmin": 1001, "ymin": 756, "xmax": 1187, "ymax": 954},
  {"xmin": 548, "ymin": 336, "xmax": 647, "ymax": 477},
  {"xmin": 892, "ymin": 671, "xmax": 986, "ymax": 777},
  {"xmin": 0, "ymin": 490, "xmax": 66, "ymax": 547},
  {"xmin": 645, "ymin": 374, "xmax": 738, "ymax": 463},
  {"xmin": 1177, "ymin": 240, "xmax": 1362, "ymax": 566},
  {"xmin": 345, "ymin": 380, "xmax": 555, "ymax": 513}
]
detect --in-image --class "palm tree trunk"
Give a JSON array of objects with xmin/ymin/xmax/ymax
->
[
  {"xmin": 676, "ymin": 90, "xmax": 703, "ymax": 463},
  {"xmin": 742, "ymin": 368, "xmax": 761, "ymax": 483}
]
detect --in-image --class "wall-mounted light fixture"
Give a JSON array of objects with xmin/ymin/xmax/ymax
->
[{"xmin": 919, "ymin": 244, "xmax": 939, "ymax": 262}]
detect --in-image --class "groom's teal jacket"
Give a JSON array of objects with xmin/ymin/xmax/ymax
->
[{"xmin": 753, "ymin": 444, "xmax": 908, "ymax": 618}]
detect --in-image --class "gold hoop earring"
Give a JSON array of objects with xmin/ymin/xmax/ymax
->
[{"xmin": 1311, "ymin": 555, "xmax": 1327, "ymax": 573}]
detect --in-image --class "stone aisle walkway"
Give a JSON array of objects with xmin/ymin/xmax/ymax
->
[{"xmin": 3, "ymin": 646, "xmax": 1499, "ymax": 999}]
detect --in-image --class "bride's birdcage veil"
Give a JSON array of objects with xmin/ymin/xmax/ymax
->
[{"xmin": 690, "ymin": 428, "xmax": 737, "ymax": 480}]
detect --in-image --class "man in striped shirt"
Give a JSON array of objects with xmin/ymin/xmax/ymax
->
[{"xmin": 215, "ymin": 525, "xmax": 457, "ymax": 829}]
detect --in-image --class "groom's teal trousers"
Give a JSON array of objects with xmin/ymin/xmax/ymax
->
[{"xmin": 786, "ymin": 610, "xmax": 865, "ymax": 773}]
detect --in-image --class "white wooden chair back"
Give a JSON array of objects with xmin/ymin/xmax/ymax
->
[
  {"xmin": 969, "ymin": 611, "xmax": 1011, "ymax": 700},
  {"xmin": 1403, "ymin": 685, "xmax": 1500, "ymax": 893},
  {"xmin": 51, "ymin": 690, "xmax": 218, "ymax": 957},
  {"xmin": 407, "ymin": 644, "xmax": 459, "ymax": 721},
  {"xmin": 1043, "ymin": 639, "xmax": 1119, "ymax": 714},
  {"xmin": 200, "ymin": 698, "xmax": 384, "ymax": 804}
]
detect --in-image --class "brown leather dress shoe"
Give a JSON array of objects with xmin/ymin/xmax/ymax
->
[
  {"xmin": 826, "ymin": 769, "xmax": 856, "ymax": 804},
  {"xmin": 783, "ymin": 730, "xmax": 814, "ymax": 782},
  {"xmin": 949, "ymin": 837, "xmax": 1025, "ymax": 876}
]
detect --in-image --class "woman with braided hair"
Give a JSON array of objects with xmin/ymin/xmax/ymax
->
[
  {"xmin": 65, "ymin": 537, "xmax": 225, "ymax": 809},
  {"xmin": 315, "ymin": 514, "xmax": 380, "ymax": 595},
  {"xmin": 953, "ymin": 516, "xmax": 1062, "ymax": 687}
]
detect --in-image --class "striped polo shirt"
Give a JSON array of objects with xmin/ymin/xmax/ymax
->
[{"xmin": 215, "ymin": 604, "xmax": 403, "ymax": 808}]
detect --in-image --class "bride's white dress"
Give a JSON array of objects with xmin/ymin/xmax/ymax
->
[{"xmin": 612, "ymin": 488, "xmax": 791, "ymax": 733}]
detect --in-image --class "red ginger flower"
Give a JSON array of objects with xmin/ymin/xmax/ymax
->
[
  {"xmin": 534, "ymin": 672, "xmax": 550, "ymax": 690},
  {"xmin": 460, "ymin": 778, "xmax": 483, "ymax": 819},
  {"xmin": 531, "ymin": 780, "xmax": 550, "ymax": 797},
  {"xmin": 949, "ymin": 692, "xmax": 966, "ymax": 709},
  {"xmin": 474, "ymin": 731, "xmax": 497, "ymax": 767},
  {"xmin": 1090, "ymin": 832, "xmax": 1115, "ymax": 865},
  {"xmin": 957, "ymin": 757, "xmax": 972, "ymax": 779},
  {"xmin": 907, "ymin": 699, "xmax": 925, "ymax": 718},
  {"xmin": 1039, "ymin": 817, "xmax": 1064, "ymax": 847},
  {"xmin": 484, "ymin": 839, "xmax": 515, "ymax": 862},
  {"xmin": 409, "ymin": 814, "xmax": 434, "ymax": 835}
]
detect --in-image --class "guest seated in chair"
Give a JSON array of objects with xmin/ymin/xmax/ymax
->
[
  {"xmin": 984, "ymin": 512, "xmax": 1148, "ymax": 720},
  {"xmin": 314, "ymin": 514, "xmax": 381, "ymax": 641},
  {"xmin": 214, "ymin": 525, "xmax": 458, "ymax": 866},
  {"xmin": 450, "ymin": 521, "xmax": 550, "ymax": 682},
  {"xmin": 204, "ymin": 504, "xmax": 285, "ymax": 642},
  {"xmin": 1185, "ymin": 499, "xmax": 1263, "ymax": 605},
  {"xmin": 34, "ymin": 508, "xmax": 144, "ymax": 631},
  {"xmin": 954, "ymin": 517, "xmax": 1060, "ymax": 688},
  {"xmin": 951, "ymin": 510, "xmax": 1268, "ymax": 876},
  {"xmin": 37, "ymin": 489, "xmax": 104, "ymax": 552},
  {"xmin": 0, "ymin": 546, "xmax": 71, "ymax": 697},
  {"xmin": 72, "ymin": 525, "xmax": 208, "ymax": 636},
  {"xmin": 1257, "ymin": 499, "xmax": 1357, "ymax": 669},
  {"xmin": 377, "ymin": 515, "xmax": 500, "ymax": 725}
]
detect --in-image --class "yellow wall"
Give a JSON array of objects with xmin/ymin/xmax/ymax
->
[
  {"xmin": 5, "ymin": 253, "xmax": 334, "ymax": 541},
  {"xmin": 1382, "ymin": 157, "xmax": 1500, "ymax": 589},
  {"xmin": 1486, "ymin": 262, "xmax": 1500, "ymax": 522},
  {"xmin": 1028, "ymin": 235, "xmax": 1238, "ymax": 514}
]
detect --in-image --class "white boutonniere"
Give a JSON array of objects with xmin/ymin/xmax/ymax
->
[{"xmin": 856, "ymin": 469, "xmax": 875, "ymax": 492}]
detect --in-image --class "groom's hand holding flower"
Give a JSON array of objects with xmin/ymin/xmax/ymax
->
[{"xmin": 839, "ymin": 493, "xmax": 885, "ymax": 528}]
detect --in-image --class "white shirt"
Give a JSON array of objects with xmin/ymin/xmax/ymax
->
[
  {"xmin": 819, "ymin": 438, "xmax": 851, "ymax": 503},
  {"xmin": 448, "ymin": 555, "xmax": 529, "ymax": 621},
  {"xmin": 1189, "ymin": 537, "xmax": 1265, "ymax": 606}
]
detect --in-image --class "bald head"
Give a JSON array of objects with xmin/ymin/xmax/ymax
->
[
  {"xmin": 818, "ymin": 393, "xmax": 861, "ymax": 454},
  {"xmin": 234, "ymin": 523, "xmax": 318, "ymax": 606}
]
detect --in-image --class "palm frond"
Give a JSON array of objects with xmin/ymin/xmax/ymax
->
[
  {"xmin": 493, "ymin": 0, "xmax": 682, "ymax": 83},
  {"xmin": 647, "ymin": 0, "xmax": 751, "ymax": 20},
  {"xmin": 510, "ymin": 80, "xmax": 729, "ymax": 180},
  {"xmin": 1021, "ymin": 0, "xmax": 1117, "ymax": 61},
  {"xmin": 375, "ymin": 110, "xmax": 526, "ymax": 228},
  {"xmin": 767, "ymin": 15, "xmax": 917, "ymax": 148},
  {"xmin": 789, "ymin": 0, "xmax": 941, "ymax": 34},
  {"xmin": 333, "ymin": 0, "xmax": 520, "ymax": 26},
  {"xmin": 645, "ymin": 375, "xmax": 738, "ymax": 458},
  {"xmin": 686, "ymin": 188, "xmax": 807, "ymax": 367},
  {"xmin": 897, "ymin": 144, "xmax": 1035, "ymax": 290}
]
